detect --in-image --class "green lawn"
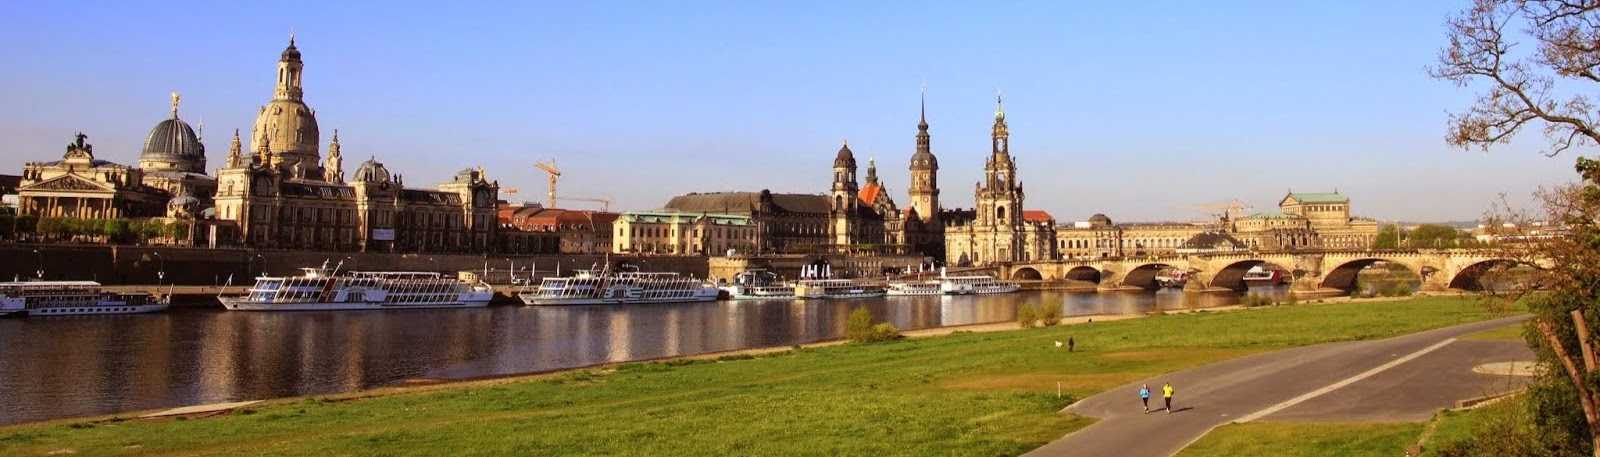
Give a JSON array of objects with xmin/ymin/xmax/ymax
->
[
  {"xmin": 1178, "ymin": 422, "xmax": 1425, "ymax": 457},
  {"xmin": 0, "ymin": 297, "xmax": 1512, "ymax": 457}
]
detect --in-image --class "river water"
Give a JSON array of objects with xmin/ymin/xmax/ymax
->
[{"xmin": 0, "ymin": 287, "xmax": 1291, "ymax": 426}]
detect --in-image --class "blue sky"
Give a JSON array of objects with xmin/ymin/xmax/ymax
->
[{"xmin": 0, "ymin": 0, "xmax": 1581, "ymax": 222}]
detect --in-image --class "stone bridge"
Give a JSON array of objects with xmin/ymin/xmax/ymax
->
[{"xmin": 959, "ymin": 249, "xmax": 1526, "ymax": 294}]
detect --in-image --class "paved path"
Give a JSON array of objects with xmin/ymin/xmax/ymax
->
[{"xmin": 1024, "ymin": 315, "xmax": 1530, "ymax": 457}]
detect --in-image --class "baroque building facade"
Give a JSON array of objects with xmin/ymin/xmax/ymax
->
[
  {"xmin": 1054, "ymin": 191, "xmax": 1381, "ymax": 259},
  {"xmin": 944, "ymin": 95, "xmax": 1058, "ymax": 266},
  {"xmin": 18, "ymin": 92, "xmax": 218, "ymax": 222},
  {"xmin": 212, "ymin": 37, "xmax": 500, "ymax": 253}
]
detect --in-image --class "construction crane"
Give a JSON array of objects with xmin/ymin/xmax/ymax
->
[
  {"xmin": 531, "ymin": 159, "xmax": 614, "ymax": 211},
  {"xmin": 534, "ymin": 159, "xmax": 560, "ymax": 209},
  {"xmin": 1174, "ymin": 199, "xmax": 1254, "ymax": 230},
  {"xmin": 557, "ymin": 195, "xmax": 613, "ymax": 212}
]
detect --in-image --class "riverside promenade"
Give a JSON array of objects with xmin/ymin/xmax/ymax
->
[{"xmin": 1025, "ymin": 315, "xmax": 1531, "ymax": 457}]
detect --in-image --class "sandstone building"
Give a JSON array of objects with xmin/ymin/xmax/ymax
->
[
  {"xmin": 944, "ymin": 95, "xmax": 1057, "ymax": 266},
  {"xmin": 212, "ymin": 37, "xmax": 500, "ymax": 253}
]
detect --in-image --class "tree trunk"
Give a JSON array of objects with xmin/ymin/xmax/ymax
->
[{"xmin": 1539, "ymin": 316, "xmax": 1600, "ymax": 457}]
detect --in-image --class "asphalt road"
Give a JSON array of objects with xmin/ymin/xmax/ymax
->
[{"xmin": 1024, "ymin": 315, "xmax": 1530, "ymax": 457}]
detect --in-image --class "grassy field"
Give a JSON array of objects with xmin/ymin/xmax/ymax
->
[
  {"xmin": 1177, "ymin": 422, "xmax": 1425, "ymax": 457},
  {"xmin": 0, "ymin": 297, "xmax": 1511, "ymax": 456}
]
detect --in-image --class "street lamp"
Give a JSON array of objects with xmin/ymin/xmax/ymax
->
[
  {"xmin": 31, "ymin": 249, "xmax": 43, "ymax": 279},
  {"xmin": 152, "ymin": 252, "xmax": 166, "ymax": 284},
  {"xmin": 427, "ymin": 257, "xmax": 439, "ymax": 273}
]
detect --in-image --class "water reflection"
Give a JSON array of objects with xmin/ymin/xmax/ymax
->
[{"xmin": 0, "ymin": 289, "xmax": 1282, "ymax": 425}]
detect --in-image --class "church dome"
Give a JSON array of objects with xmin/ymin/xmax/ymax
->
[
  {"xmin": 142, "ymin": 118, "xmax": 205, "ymax": 160},
  {"xmin": 1088, "ymin": 213, "xmax": 1113, "ymax": 227},
  {"xmin": 353, "ymin": 158, "xmax": 391, "ymax": 183},
  {"xmin": 834, "ymin": 143, "xmax": 856, "ymax": 168}
]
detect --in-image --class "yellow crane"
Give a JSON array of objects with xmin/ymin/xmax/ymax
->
[
  {"xmin": 535, "ymin": 159, "xmax": 560, "ymax": 209},
  {"xmin": 532, "ymin": 158, "xmax": 614, "ymax": 211},
  {"xmin": 558, "ymin": 195, "xmax": 613, "ymax": 212},
  {"xmin": 1174, "ymin": 199, "xmax": 1254, "ymax": 230}
]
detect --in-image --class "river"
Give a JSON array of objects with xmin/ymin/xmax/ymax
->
[{"xmin": 0, "ymin": 287, "xmax": 1292, "ymax": 426}]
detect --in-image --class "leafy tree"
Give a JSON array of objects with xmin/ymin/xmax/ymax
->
[
  {"xmin": 1373, "ymin": 224, "xmax": 1402, "ymax": 249},
  {"xmin": 1409, "ymin": 224, "xmax": 1463, "ymax": 248},
  {"xmin": 1435, "ymin": 1, "xmax": 1600, "ymax": 454}
]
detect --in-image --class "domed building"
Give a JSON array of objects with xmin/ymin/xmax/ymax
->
[
  {"xmin": 139, "ymin": 92, "xmax": 217, "ymax": 205},
  {"xmin": 212, "ymin": 37, "xmax": 503, "ymax": 253},
  {"xmin": 250, "ymin": 35, "xmax": 322, "ymax": 177}
]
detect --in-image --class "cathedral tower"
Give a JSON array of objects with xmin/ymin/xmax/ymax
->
[
  {"xmin": 251, "ymin": 34, "xmax": 322, "ymax": 178},
  {"xmin": 831, "ymin": 140, "xmax": 860, "ymax": 247},
  {"xmin": 908, "ymin": 88, "xmax": 940, "ymax": 224}
]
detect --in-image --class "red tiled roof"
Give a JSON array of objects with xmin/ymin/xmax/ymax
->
[
  {"xmin": 1022, "ymin": 210, "xmax": 1054, "ymax": 223},
  {"xmin": 859, "ymin": 183, "xmax": 883, "ymax": 206}
]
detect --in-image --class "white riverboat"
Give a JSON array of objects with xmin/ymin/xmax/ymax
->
[
  {"xmin": 885, "ymin": 281, "xmax": 942, "ymax": 296},
  {"xmin": 218, "ymin": 266, "xmax": 493, "ymax": 311},
  {"xmin": 0, "ymin": 281, "xmax": 169, "ymax": 316},
  {"xmin": 939, "ymin": 275, "xmax": 1020, "ymax": 295},
  {"xmin": 720, "ymin": 269, "xmax": 797, "ymax": 300},
  {"xmin": 520, "ymin": 270, "xmax": 720, "ymax": 306},
  {"xmin": 794, "ymin": 279, "xmax": 886, "ymax": 299}
]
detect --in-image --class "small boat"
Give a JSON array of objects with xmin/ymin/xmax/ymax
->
[
  {"xmin": 720, "ymin": 269, "xmax": 797, "ymax": 300},
  {"xmin": 520, "ymin": 270, "xmax": 720, "ymax": 306},
  {"xmin": 794, "ymin": 279, "xmax": 886, "ymax": 299},
  {"xmin": 1243, "ymin": 266, "xmax": 1286, "ymax": 286},
  {"xmin": 1156, "ymin": 271, "xmax": 1188, "ymax": 288},
  {"xmin": 886, "ymin": 281, "xmax": 942, "ymax": 296},
  {"xmin": 938, "ymin": 275, "xmax": 1021, "ymax": 295},
  {"xmin": 0, "ymin": 281, "xmax": 169, "ymax": 316},
  {"xmin": 219, "ymin": 263, "xmax": 493, "ymax": 311}
]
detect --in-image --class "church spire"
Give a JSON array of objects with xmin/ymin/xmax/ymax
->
[
  {"xmin": 992, "ymin": 90, "xmax": 1009, "ymax": 155},
  {"xmin": 227, "ymin": 129, "xmax": 242, "ymax": 168},
  {"xmin": 325, "ymin": 129, "xmax": 344, "ymax": 183},
  {"xmin": 866, "ymin": 156, "xmax": 878, "ymax": 185}
]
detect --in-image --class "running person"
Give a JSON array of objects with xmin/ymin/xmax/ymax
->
[
  {"xmin": 1139, "ymin": 384, "xmax": 1150, "ymax": 413},
  {"xmin": 1163, "ymin": 382, "xmax": 1174, "ymax": 413}
]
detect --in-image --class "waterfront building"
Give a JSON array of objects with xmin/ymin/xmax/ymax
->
[
  {"xmin": 499, "ymin": 204, "xmax": 618, "ymax": 254},
  {"xmin": 1056, "ymin": 191, "xmax": 1381, "ymax": 258},
  {"xmin": 1231, "ymin": 192, "xmax": 1379, "ymax": 250},
  {"xmin": 17, "ymin": 133, "xmax": 168, "ymax": 219},
  {"xmin": 1055, "ymin": 215, "xmax": 1206, "ymax": 259},
  {"xmin": 612, "ymin": 210, "xmax": 757, "ymax": 255},
  {"xmin": 662, "ymin": 190, "xmax": 831, "ymax": 253},
  {"xmin": 944, "ymin": 95, "xmax": 1058, "ymax": 266},
  {"xmin": 212, "ymin": 37, "xmax": 500, "ymax": 252}
]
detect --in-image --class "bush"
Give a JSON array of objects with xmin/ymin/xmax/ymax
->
[
  {"xmin": 1039, "ymin": 301, "xmax": 1063, "ymax": 327},
  {"xmin": 1284, "ymin": 292, "xmax": 1299, "ymax": 305},
  {"xmin": 1017, "ymin": 303, "xmax": 1038, "ymax": 328},
  {"xmin": 1241, "ymin": 293, "xmax": 1276, "ymax": 308},
  {"xmin": 846, "ymin": 306, "xmax": 874, "ymax": 342},
  {"xmin": 866, "ymin": 323, "xmax": 902, "ymax": 342}
]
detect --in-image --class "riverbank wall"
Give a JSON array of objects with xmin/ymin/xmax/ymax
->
[{"xmin": 0, "ymin": 244, "xmax": 710, "ymax": 285}]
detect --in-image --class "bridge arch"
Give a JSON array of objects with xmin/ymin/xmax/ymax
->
[
  {"xmin": 1012, "ymin": 267, "xmax": 1044, "ymax": 281},
  {"xmin": 1121, "ymin": 262, "xmax": 1177, "ymax": 290},
  {"xmin": 1064, "ymin": 266, "xmax": 1101, "ymax": 283},
  {"xmin": 1447, "ymin": 259, "xmax": 1521, "ymax": 291},
  {"xmin": 1208, "ymin": 259, "xmax": 1291, "ymax": 291},
  {"xmin": 1320, "ymin": 258, "xmax": 1417, "ymax": 293}
]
